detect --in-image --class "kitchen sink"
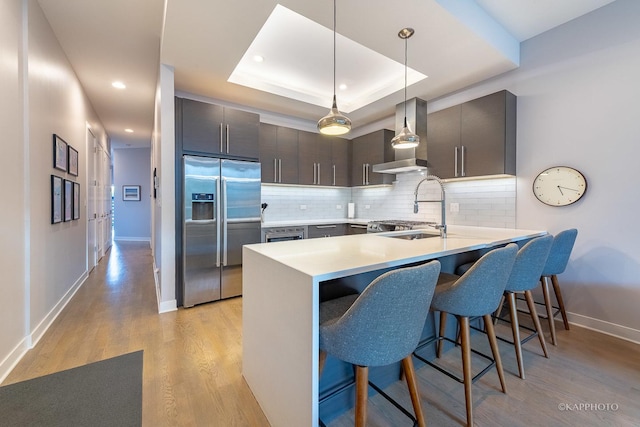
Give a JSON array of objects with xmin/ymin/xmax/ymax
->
[{"xmin": 384, "ymin": 232, "xmax": 440, "ymax": 240}]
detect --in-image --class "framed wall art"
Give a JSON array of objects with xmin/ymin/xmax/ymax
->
[
  {"xmin": 68, "ymin": 145, "xmax": 78, "ymax": 176},
  {"xmin": 53, "ymin": 134, "xmax": 68, "ymax": 172},
  {"xmin": 51, "ymin": 175, "xmax": 63, "ymax": 224},
  {"xmin": 73, "ymin": 182, "xmax": 80, "ymax": 220},
  {"xmin": 64, "ymin": 179, "xmax": 73, "ymax": 222},
  {"xmin": 123, "ymin": 185, "xmax": 141, "ymax": 201}
]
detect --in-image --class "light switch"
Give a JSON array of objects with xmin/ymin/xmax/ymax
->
[{"xmin": 336, "ymin": 204, "xmax": 342, "ymax": 209}]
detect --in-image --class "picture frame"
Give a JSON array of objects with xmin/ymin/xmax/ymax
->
[
  {"xmin": 53, "ymin": 134, "xmax": 68, "ymax": 172},
  {"xmin": 122, "ymin": 185, "xmax": 141, "ymax": 201},
  {"xmin": 51, "ymin": 175, "xmax": 63, "ymax": 224},
  {"xmin": 73, "ymin": 182, "xmax": 80, "ymax": 220},
  {"xmin": 64, "ymin": 179, "xmax": 73, "ymax": 222},
  {"xmin": 68, "ymin": 145, "xmax": 78, "ymax": 176}
]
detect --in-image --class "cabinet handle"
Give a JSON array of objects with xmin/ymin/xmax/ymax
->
[
  {"xmin": 313, "ymin": 163, "xmax": 317, "ymax": 185},
  {"xmin": 350, "ymin": 224, "xmax": 367, "ymax": 229},
  {"xmin": 226, "ymin": 124, "xmax": 230, "ymax": 153},
  {"xmin": 461, "ymin": 145, "xmax": 466, "ymax": 177},
  {"xmin": 332, "ymin": 165, "xmax": 336, "ymax": 186},
  {"xmin": 454, "ymin": 146, "xmax": 459, "ymax": 177},
  {"xmin": 315, "ymin": 225, "xmax": 337, "ymax": 229},
  {"xmin": 317, "ymin": 163, "xmax": 320, "ymax": 184},
  {"xmin": 220, "ymin": 123, "xmax": 224, "ymax": 153},
  {"xmin": 362, "ymin": 163, "xmax": 366, "ymax": 186},
  {"xmin": 273, "ymin": 159, "xmax": 278, "ymax": 183},
  {"xmin": 278, "ymin": 159, "xmax": 282, "ymax": 183},
  {"xmin": 365, "ymin": 163, "xmax": 370, "ymax": 185}
]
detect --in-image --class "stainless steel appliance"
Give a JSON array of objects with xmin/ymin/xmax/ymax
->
[
  {"xmin": 262, "ymin": 226, "xmax": 306, "ymax": 243},
  {"xmin": 183, "ymin": 155, "xmax": 261, "ymax": 307},
  {"xmin": 367, "ymin": 219, "xmax": 437, "ymax": 233}
]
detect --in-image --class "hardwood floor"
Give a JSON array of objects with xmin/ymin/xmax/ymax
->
[{"xmin": 4, "ymin": 241, "xmax": 639, "ymax": 426}]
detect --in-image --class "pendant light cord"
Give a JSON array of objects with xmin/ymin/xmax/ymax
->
[
  {"xmin": 333, "ymin": 0, "xmax": 336, "ymax": 98},
  {"xmin": 404, "ymin": 35, "xmax": 408, "ymax": 124}
]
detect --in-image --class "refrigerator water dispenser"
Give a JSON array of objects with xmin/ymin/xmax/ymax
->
[{"xmin": 191, "ymin": 193, "xmax": 214, "ymax": 220}]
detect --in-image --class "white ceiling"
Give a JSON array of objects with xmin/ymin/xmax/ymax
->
[{"xmin": 36, "ymin": 0, "xmax": 617, "ymax": 149}]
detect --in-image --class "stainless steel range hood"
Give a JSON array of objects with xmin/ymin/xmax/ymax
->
[{"xmin": 372, "ymin": 98, "xmax": 429, "ymax": 174}]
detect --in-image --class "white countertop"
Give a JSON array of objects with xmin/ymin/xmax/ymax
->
[{"xmin": 245, "ymin": 225, "xmax": 546, "ymax": 281}]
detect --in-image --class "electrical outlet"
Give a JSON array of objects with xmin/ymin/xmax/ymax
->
[
  {"xmin": 300, "ymin": 204, "xmax": 307, "ymax": 210},
  {"xmin": 365, "ymin": 204, "xmax": 371, "ymax": 209},
  {"xmin": 336, "ymin": 204, "xmax": 342, "ymax": 209},
  {"xmin": 450, "ymin": 202, "xmax": 460, "ymax": 213}
]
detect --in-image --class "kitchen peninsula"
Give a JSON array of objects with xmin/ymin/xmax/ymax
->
[{"xmin": 242, "ymin": 225, "xmax": 546, "ymax": 426}]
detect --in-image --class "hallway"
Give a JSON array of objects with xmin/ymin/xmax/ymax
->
[{"xmin": 3, "ymin": 242, "xmax": 269, "ymax": 426}]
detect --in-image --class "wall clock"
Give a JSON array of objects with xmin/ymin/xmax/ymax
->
[{"xmin": 533, "ymin": 166, "xmax": 587, "ymax": 206}]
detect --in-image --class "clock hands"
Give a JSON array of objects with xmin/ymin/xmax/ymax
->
[{"xmin": 558, "ymin": 185, "xmax": 580, "ymax": 193}]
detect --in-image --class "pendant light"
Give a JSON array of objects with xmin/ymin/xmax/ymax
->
[
  {"xmin": 317, "ymin": 0, "xmax": 351, "ymax": 136},
  {"xmin": 391, "ymin": 28, "xmax": 419, "ymax": 149}
]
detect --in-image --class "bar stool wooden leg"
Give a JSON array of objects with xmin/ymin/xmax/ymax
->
[
  {"xmin": 541, "ymin": 277, "xmax": 557, "ymax": 345},
  {"xmin": 484, "ymin": 314, "xmax": 507, "ymax": 394},
  {"xmin": 506, "ymin": 292, "xmax": 525, "ymax": 379},
  {"xmin": 355, "ymin": 365, "xmax": 368, "ymax": 427},
  {"xmin": 551, "ymin": 275, "xmax": 570, "ymax": 330},
  {"xmin": 494, "ymin": 294, "xmax": 506, "ymax": 325},
  {"xmin": 458, "ymin": 316, "xmax": 473, "ymax": 427},
  {"xmin": 524, "ymin": 290, "xmax": 549, "ymax": 358},
  {"xmin": 437, "ymin": 311, "xmax": 447, "ymax": 358},
  {"xmin": 402, "ymin": 356, "xmax": 427, "ymax": 427},
  {"xmin": 319, "ymin": 350, "xmax": 327, "ymax": 376}
]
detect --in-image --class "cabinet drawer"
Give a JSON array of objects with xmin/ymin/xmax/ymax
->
[{"xmin": 307, "ymin": 224, "xmax": 347, "ymax": 238}]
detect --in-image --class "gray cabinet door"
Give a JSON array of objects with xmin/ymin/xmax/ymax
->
[
  {"xmin": 427, "ymin": 105, "xmax": 460, "ymax": 179},
  {"xmin": 352, "ymin": 130, "xmax": 395, "ymax": 186},
  {"xmin": 276, "ymin": 126, "xmax": 299, "ymax": 184},
  {"xmin": 297, "ymin": 131, "xmax": 317, "ymax": 185},
  {"xmin": 181, "ymin": 98, "xmax": 224, "ymax": 154},
  {"xmin": 224, "ymin": 108, "xmax": 259, "ymax": 159},
  {"xmin": 259, "ymin": 123, "xmax": 278, "ymax": 183},
  {"xmin": 331, "ymin": 138, "xmax": 350, "ymax": 186}
]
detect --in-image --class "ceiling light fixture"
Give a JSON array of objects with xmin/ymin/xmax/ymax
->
[
  {"xmin": 391, "ymin": 28, "xmax": 420, "ymax": 149},
  {"xmin": 124, "ymin": 128, "xmax": 134, "ymax": 133},
  {"xmin": 317, "ymin": 0, "xmax": 351, "ymax": 136},
  {"xmin": 112, "ymin": 81, "xmax": 126, "ymax": 89}
]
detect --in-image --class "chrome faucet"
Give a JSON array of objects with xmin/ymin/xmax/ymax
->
[{"xmin": 414, "ymin": 175, "xmax": 447, "ymax": 238}]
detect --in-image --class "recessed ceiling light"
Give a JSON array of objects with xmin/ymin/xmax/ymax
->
[
  {"xmin": 124, "ymin": 128, "xmax": 134, "ymax": 133},
  {"xmin": 112, "ymin": 81, "xmax": 126, "ymax": 89},
  {"xmin": 253, "ymin": 55, "xmax": 264, "ymax": 63},
  {"xmin": 339, "ymin": 84, "xmax": 347, "ymax": 91}
]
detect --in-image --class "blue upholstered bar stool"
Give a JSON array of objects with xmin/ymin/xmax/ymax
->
[
  {"xmin": 501, "ymin": 235, "xmax": 553, "ymax": 379},
  {"xmin": 415, "ymin": 244, "xmax": 517, "ymax": 427},
  {"xmin": 319, "ymin": 261, "xmax": 441, "ymax": 427},
  {"xmin": 540, "ymin": 229, "xmax": 578, "ymax": 345}
]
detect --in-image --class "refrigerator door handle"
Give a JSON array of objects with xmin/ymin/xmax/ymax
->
[
  {"xmin": 216, "ymin": 177, "xmax": 221, "ymax": 267},
  {"xmin": 222, "ymin": 177, "xmax": 228, "ymax": 266}
]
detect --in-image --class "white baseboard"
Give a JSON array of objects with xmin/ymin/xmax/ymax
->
[
  {"xmin": 0, "ymin": 338, "xmax": 29, "ymax": 384},
  {"xmin": 153, "ymin": 260, "xmax": 177, "ymax": 314},
  {"xmin": 30, "ymin": 271, "xmax": 89, "ymax": 348},
  {"xmin": 0, "ymin": 271, "xmax": 89, "ymax": 383},
  {"xmin": 568, "ymin": 312, "xmax": 640, "ymax": 345},
  {"xmin": 114, "ymin": 237, "xmax": 151, "ymax": 242}
]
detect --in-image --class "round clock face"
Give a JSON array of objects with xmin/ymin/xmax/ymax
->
[{"xmin": 533, "ymin": 166, "xmax": 587, "ymax": 206}]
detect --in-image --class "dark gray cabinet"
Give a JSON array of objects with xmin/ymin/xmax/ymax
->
[
  {"xmin": 427, "ymin": 90, "xmax": 516, "ymax": 179},
  {"xmin": 298, "ymin": 132, "xmax": 350, "ymax": 186},
  {"xmin": 351, "ymin": 130, "xmax": 396, "ymax": 186},
  {"xmin": 177, "ymin": 97, "xmax": 259, "ymax": 158},
  {"xmin": 307, "ymin": 223, "xmax": 347, "ymax": 238},
  {"xmin": 259, "ymin": 123, "xmax": 298, "ymax": 184},
  {"xmin": 346, "ymin": 223, "xmax": 368, "ymax": 235}
]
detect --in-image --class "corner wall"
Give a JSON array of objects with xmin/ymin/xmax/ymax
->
[{"xmin": 113, "ymin": 148, "xmax": 151, "ymax": 241}]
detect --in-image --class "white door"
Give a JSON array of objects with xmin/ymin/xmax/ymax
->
[{"xmin": 86, "ymin": 127, "xmax": 97, "ymax": 271}]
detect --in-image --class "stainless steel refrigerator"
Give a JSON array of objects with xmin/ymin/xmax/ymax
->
[{"xmin": 183, "ymin": 155, "xmax": 261, "ymax": 307}]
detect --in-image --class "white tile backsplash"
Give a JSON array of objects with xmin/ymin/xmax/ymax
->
[{"xmin": 262, "ymin": 175, "xmax": 516, "ymax": 228}]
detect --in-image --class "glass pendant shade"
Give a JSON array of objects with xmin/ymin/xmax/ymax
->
[
  {"xmin": 318, "ymin": 95, "xmax": 352, "ymax": 135},
  {"xmin": 392, "ymin": 27, "xmax": 419, "ymax": 149},
  {"xmin": 317, "ymin": 0, "xmax": 351, "ymax": 136},
  {"xmin": 391, "ymin": 117, "xmax": 419, "ymax": 149}
]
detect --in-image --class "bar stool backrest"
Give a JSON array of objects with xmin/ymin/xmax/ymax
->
[
  {"xmin": 541, "ymin": 229, "xmax": 578, "ymax": 276},
  {"xmin": 505, "ymin": 235, "xmax": 553, "ymax": 292},
  {"xmin": 319, "ymin": 261, "xmax": 441, "ymax": 367}
]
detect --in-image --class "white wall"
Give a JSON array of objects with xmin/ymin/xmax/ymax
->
[
  {"xmin": 0, "ymin": 0, "xmax": 110, "ymax": 382},
  {"xmin": 426, "ymin": 0, "xmax": 640, "ymax": 341},
  {"xmin": 113, "ymin": 148, "xmax": 151, "ymax": 241},
  {"xmin": 0, "ymin": 0, "xmax": 27, "ymax": 380}
]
